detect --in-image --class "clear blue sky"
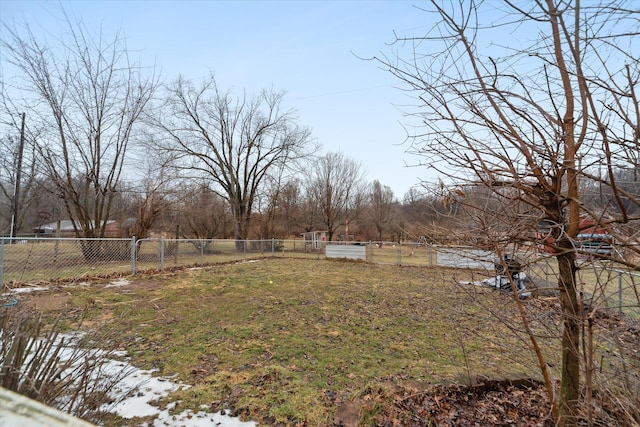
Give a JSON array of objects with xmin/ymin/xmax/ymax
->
[{"xmin": 1, "ymin": 0, "xmax": 434, "ymax": 199}]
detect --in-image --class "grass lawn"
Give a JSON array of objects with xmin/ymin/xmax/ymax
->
[{"xmin": 27, "ymin": 258, "xmax": 565, "ymax": 425}]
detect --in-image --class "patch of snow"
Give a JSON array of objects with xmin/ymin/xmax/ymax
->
[
  {"xmin": 19, "ymin": 332, "xmax": 257, "ymax": 426},
  {"xmin": 106, "ymin": 278, "xmax": 132, "ymax": 288},
  {"xmin": 102, "ymin": 360, "xmax": 257, "ymax": 427},
  {"xmin": 3, "ymin": 295, "xmax": 257, "ymax": 425},
  {"xmin": 236, "ymin": 259, "xmax": 262, "ymax": 264},
  {"xmin": 95, "ymin": 352, "xmax": 257, "ymax": 426},
  {"xmin": 150, "ymin": 404, "xmax": 256, "ymax": 427},
  {"xmin": 104, "ymin": 366, "xmax": 184, "ymax": 418},
  {"xmin": 2, "ymin": 286, "xmax": 48, "ymax": 294},
  {"xmin": 111, "ymin": 349, "xmax": 129, "ymax": 358},
  {"xmin": 64, "ymin": 282, "xmax": 92, "ymax": 288}
]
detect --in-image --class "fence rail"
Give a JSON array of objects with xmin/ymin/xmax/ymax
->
[
  {"xmin": 0, "ymin": 237, "xmax": 442, "ymax": 285},
  {"xmin": 1, "ymin": 237, "xmax": 638, "ymax": 319}
]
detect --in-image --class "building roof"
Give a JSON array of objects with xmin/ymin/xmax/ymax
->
[{"xmin": 36, "ymin": 220, "xmax": 116, "ymax": 232}]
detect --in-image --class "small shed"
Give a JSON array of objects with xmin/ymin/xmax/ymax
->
[{"xmin": 301, "ymin": 231, "xmax": 327, "ymax": 250}]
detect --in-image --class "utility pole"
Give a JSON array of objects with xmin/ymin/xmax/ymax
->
[{"xmin": 10, "ymin": 113, "xmax": 26, "ymax": 241}]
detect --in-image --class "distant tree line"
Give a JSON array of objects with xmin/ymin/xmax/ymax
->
[{"xmin": 1, "ymin": 13, "xmax": 637, "ymax": 252}]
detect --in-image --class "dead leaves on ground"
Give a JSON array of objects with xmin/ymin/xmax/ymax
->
[{"xmin": 365, "ymin": 377, "xmax": 554, "ymax": 427}]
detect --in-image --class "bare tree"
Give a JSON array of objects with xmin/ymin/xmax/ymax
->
[
  {"xmin": 175, "ymin": 182, "xmax": 232, "ymax": 240},
  {"xmin": 254, "ymin": 175, "xmax": 303, "ymax": 239},
  {"xmin": 367, "ymin": 180, "xmax": 396, "ymax": 242},
  {"xmin": 156, "ymin": 75, "xmax": 315, "ymax": 249},
  {"xmin": 400, "ymin": 186, "xmax": 459, "ymax": 243},
  {"xmin": 276, "ymin": 179, "xmax": 305, "ymax": 238},
  {"xmin": 401, "ymin": 188, "xmax": 430, "ymax": 225},
  {"xmin": 375, "ymin": 1, "xmax": 639, "ymax": 425},
  {"xmin": 1, "ymin": 19, "xmax": 157, "ymax": 248},
  {"xmin": 304, "ymin": 152, "xmax": 367, "ymax": 241},
  {"xmin": 120, "ymin": 167, "xmax": 173, "ymax": 241}
]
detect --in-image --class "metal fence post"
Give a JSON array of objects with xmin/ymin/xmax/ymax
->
[
  {"xmin": 545, "ymin": 259, "xmax": 549, "ymax": 283},
  {"xmin": 618, "ymin": 271, "xmax": 623, "ymax": 316},
  {"xmin": 131, "ymin": 236, "xmax": 137, "ymax": 274},
  {"xmin": 0, "ymin": 238, "xmax": 4, "ymax": 287},
  {"xmin": 272, "ymin": 238, "xmax": 275, "ymax": 255},
  {"xmin": 54, "ymin": 236, "xmax": 59, "ymax": 264},
  {"xmin": 200, "ymin": 239, "xmax": 204, "ymax": 264},
  {"xmin": 159, "ymin": 238, "xmax": 165, "ymax": 271}
]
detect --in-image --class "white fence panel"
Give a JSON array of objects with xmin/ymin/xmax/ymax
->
[
  {"xmin": 436, "ymin": 247, "xmax": 494, "ymax": 270},
  {"xmin": 326, "ymin": 244, "xmax": 367, "ymax": 261}
]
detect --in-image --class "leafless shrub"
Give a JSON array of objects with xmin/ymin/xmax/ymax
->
[{"xmin": 0, "ymin": 305, "xmax": 133, "ymax": 422}]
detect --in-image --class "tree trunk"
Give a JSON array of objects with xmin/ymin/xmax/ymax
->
[
  {"xmin": 556, "ymin": 244, "xmax": 581, "ymax": 427},
  {"xmin": 233, "ymin": 213, "xmax": 250, "ymax": 251}
]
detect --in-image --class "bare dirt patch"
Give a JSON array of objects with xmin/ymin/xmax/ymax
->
[{"xmin": 27, "ymin": 293, "xmax": 71, "ymax": 312}]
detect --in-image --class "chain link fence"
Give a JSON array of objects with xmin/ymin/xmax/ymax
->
[
  {"xmin": 0, "ymin": 237, "xmax": 320, "ymax": 285},
  {"xmin": 526, "ymin": 255, "xmax": 640, "ymax": 319},
  {"xmin": 0, "ymin": 237, "xmax": 473, "ymax": 284},
  {"xmin": 2, "ymin": 237, "xmax": 638, "ymax": 318}
]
